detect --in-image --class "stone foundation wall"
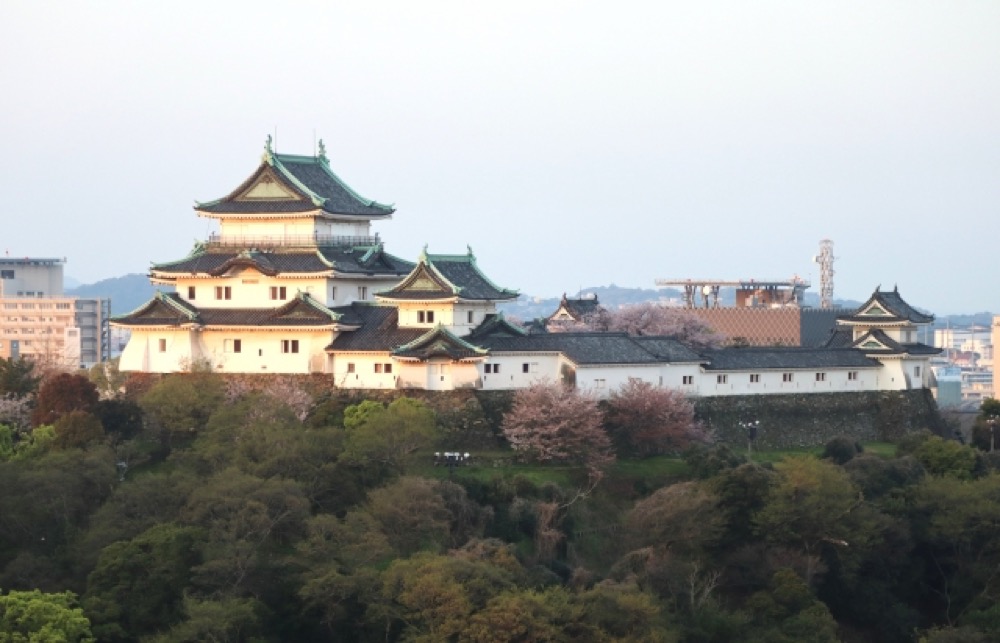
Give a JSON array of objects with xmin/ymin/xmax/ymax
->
[{"xmin": 694, "ymin": 389, "xmax": 945, "ymax": 449}]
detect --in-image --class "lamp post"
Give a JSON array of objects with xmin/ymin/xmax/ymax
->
[
  {"xmin": 739, "ymin": 419, "xmax": 760, "ymax": 458},
  {"xmin": 988, "ymin": 417, "xmax": 997, "ymax": 453}
]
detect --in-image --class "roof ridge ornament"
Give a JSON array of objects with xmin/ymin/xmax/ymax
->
[
  {"xmin": 262, "ymin": 135, "xmax": 274, "ymax": 162},
  {"xmin": 317, "ymin": 139, "xmax": 327, "ymax": 162}
]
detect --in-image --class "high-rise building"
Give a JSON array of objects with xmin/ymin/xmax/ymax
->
[{"xmin": 0, "ymin": 257, "xmax": 109, "ymax": 368}]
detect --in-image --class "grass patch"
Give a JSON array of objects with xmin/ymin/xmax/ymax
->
[
  {"xmin": 410, "ymin": 441, "xmax": 900, "ymax": 488},
  {"xmin": 611, "ymin": 456, "xmax": 690, "ymax": 478},
  {"xmin": 861, "ymin": 442, "xmax": 897, "ymax": 457}
]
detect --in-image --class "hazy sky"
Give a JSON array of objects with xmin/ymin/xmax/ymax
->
[{"xmin": 2, "ymin": 1, "xmax": 998, "ymax": 314}]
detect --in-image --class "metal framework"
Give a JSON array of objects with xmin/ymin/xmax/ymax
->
[{"xmin": 654, "ymin": 277, "xmax": 810, "ymax": 308}]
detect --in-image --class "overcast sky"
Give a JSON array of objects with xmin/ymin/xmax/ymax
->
[{"xmin": 2, "ymin": 1, "xmax": 997, "ymax": 314}]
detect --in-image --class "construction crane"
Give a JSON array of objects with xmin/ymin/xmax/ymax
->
[{"xmin": 654, "ymin": 277, "xmax": 811, "ymax": 309}]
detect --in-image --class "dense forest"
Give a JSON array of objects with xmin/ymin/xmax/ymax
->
[{"xmin": 0, "ymin": 357, "xmax": 998, "ymax": 642}]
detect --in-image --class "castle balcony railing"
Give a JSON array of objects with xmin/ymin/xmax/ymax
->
[{"xmin": 206, "ymin": 233, "xmax": 381, "ymax": 249}]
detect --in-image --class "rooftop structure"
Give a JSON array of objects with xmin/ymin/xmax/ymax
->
[{"xmin": 654, "ymin": 276, "xmax": 810, "ymax": 309}]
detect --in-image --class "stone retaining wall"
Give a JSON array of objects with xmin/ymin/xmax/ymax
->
[{"xmin": 694, "ymin": 389, "xmax": 945, "ymax": 449}]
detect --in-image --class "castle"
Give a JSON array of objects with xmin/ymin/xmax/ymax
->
[{"xmin": 114, "ymin": 141, "xmax": 940, "ymax": 397}]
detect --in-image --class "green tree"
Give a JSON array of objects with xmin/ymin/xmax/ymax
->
[
  {"xmin": 9, "ymin": 425, "xmax": 55, "ymax": 460},
  {"xmin": 0, "ymin": 588, "xmax": 94, "ymax": 642},
  {"xmin": 913, "ymin": 436, "xmax": 979, "ymax": 479},
  {"xmin": 971, "ymin": 398, "xmax": 1000, "ymax": 452},
  {"xmin": 139, "ymin": 373, "xmax": 224, "ymax": 449},
  {"xmin": 92, "ymin": 399, "xmax": 143, "ymax": 443},
  {"xmin": 143, "ymin": 595, "xmax": 268, "ymax": 643},
  {"xmin": 624, "ymin": 481, "xmax": 725, "ymax": 558},
  {"xmin": 83, "ymin": 524, "xmax": 204, "ymax": 641},
  {"xmin": 341, "ymin": 398, "xmax": 438, "ymax": 474},
  {"xmin": 297, "ymin": 512, "xmax": 393, "ymax": 635},
  {"xmin": 365, "ymin": 476, "xmax": 489, "ymax": 556},
  {"xmin": 52, "ymin": 411, "xmax": 105, "ymax": 450},
  {"xmin": 912, "ymin": 474, "xmax": 1000, "ymax": 626},
  {"xmin": 0, "ymin": 447, "xmax": 116, "ymax": 561},
  {"xmin": 754, "ymin": 457, "xmax": 871, "ymax": 583},
  {"xmin": 0, "ymin": 426, "xmax": 14, "ymax": 462},
  {"xmin": 179, "ymin": 469, "xmax": 310, "ymax": 597},
  {"xmin": 87, "ymin": 359, "xmax": 126, "ymax": 400},
  {"xmin": 742, "ymin": 568, "xmax": 839, "ymax": 643},
  {"xmin": 0, "ymin": 358, "xmax": 39, "ymax": 398}
]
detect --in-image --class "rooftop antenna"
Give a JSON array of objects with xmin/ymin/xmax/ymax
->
[{"xmin": 813, "ymin": 239, "xmax": 835, "ymax": 309}]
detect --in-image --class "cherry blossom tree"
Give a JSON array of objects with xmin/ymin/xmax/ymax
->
[
  {"xmin": 604, "ymin": 379, "xmax": 708, "ymax": 457},
  {"xmin": 584, "ymin": 302, "xmax": 724, "ymax": 349},
  {"xmin": 501, "ymin": 381, "xmax": 613, "ymax": 474}
]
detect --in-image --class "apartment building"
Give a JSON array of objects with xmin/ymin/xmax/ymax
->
[{"xmin": 0, "ymin": 257, "xmax": 109, "ymax": 368}]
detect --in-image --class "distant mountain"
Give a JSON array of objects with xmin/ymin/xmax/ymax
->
[{"xmin": 67, "ymin": 273, "xmax": 159, "ymax": 315}]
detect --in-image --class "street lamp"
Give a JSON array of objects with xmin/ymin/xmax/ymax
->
[
  {"xmin": 988, "ymin": 417, "xmax": 997, "ymax": 453},
  {"xmin": 739, "ymin": 419, "xmax": 760, "ymax": 458}
]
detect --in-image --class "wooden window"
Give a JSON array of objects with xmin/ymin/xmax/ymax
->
[
  {"xmin": 215, "ymin": 286, "xmax": 231, "ymax": 300},
  {"xmin": 346, "ymin": 362, "xmax": 355, "ymax": 373},
  {"xmin": 374, "ymin": 363, "xmax": 393, "ymax": 374},
  {"xmin": 417, "ymin": 311, "xmax": 425, "ymax": 323},
  {"xmin": 270, "ymin": 286, "xmax": 287, "ymax": 300},
  {"xmin": 750, "ymin": 374, "xmax": 761, "ymax": 383},
  {"xmin": 187, "ymin": 286, "xmax": 196, "ymax": 300},
  {"xmin": 375, "ymin": 363, "xmax": 383, "ymax": 373},
  {"xmin": 682, "ymin": 375, "xmax": 694, "ymax": 385},
  {"xmin": 815, "ymin": 372, "xmax": 826, "ymax": 382},
  {"xmin": 358, "ymin": 286, "xmax": 368, "ymax": 300},
  {"xmin": 848, "ymin": 371, "xmax": 858, "ymax": 381},
  {"xmin": 224, "ymin": 339, "xmax": 242, "ymax": 353},
  {"xmin": 418, "ymin": 310, "xmax": 435, "ymax": 323},
  {"xmin": 158, "ymin": 338, "xmax": 166, "ymax": 352},
  {"xmin": 384, "ymin": 363, "xmax": 393, "ymax": 374},
  {"xmin": 485, "ymin": 363, "xmax": 500, "ymax": 374},
  {"xmin": 522, "ymin": 363, "xmax": 529, "ymax": 373},
  {"xmin": 783, "ymin": 373, "xmax": 794, "ymax": 382},
  {"xmin": 281, "ymin": 339, "xmax": 299, "ymax": 354},
  {"xmin": 467, "ymin": 310, "xmax": 474, "ymax": 323},
  {"xmin": 717, "ymin": 374, "xmax": 728, "ymax": 384}
]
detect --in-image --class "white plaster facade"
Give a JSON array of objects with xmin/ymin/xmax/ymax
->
[{"xmin": 115, "ymin": 143, "xmax": 940, "ymax": 400}]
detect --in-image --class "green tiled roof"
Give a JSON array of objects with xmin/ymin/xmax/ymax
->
[{"xmin": 196, "ymin": 140, "xmax": 394, "ymax": 218}]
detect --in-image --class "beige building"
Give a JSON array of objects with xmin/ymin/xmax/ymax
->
[
  {"xmin": 992, "ymin": 315, "xmax": 1000, "ymax": 400},
  {"xmin": 0, "ymin": 257, "xmax": 109, "ymax": 368}
]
